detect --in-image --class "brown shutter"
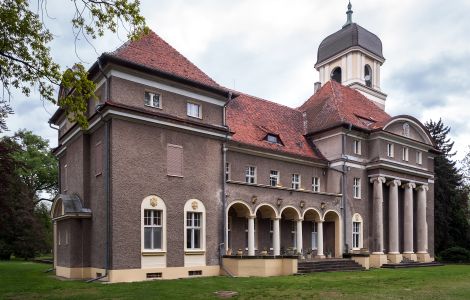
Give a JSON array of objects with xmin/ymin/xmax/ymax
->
[{"xmin": 167, "ymin": 144, "xmax": 183, "ymax": 177}]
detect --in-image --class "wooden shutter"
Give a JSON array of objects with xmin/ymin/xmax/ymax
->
[{"xmin": 167, "ymin": 144, "xmax": 183, "ymax": 177}]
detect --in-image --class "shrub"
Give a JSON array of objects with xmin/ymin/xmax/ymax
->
[{"xmin": 439, "ymin": 247, "xmax": 470, "ymax": 263}]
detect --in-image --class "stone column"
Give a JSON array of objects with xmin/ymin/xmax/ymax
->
[
  {"xmin": 416, "ymin": 185, "xmax": 431, "ymax": 262},
  {"xmin": 387, "ymin": 179, "xmax": 402, "ymax": 263},
  {"xmin": 273, "ymin": 218, "xmax": 280, "ymax": 256},
  {"xmin": 296, "ymin": 219, "xmax": 303, "ymax": 254},
  {"xmin": 316, "ymin": 220, "xmax": 324, "ymax": 258},
  {"xmin": 247, "ymin": 216, "xmax": 255, "ymax": 256},
  {"xmin": 403, "ymin": 182, "xmax": 417, "ymax": 261},
  {"xmin": 370, "ymin": 176, "xmax": 387, "ymax": 268}
]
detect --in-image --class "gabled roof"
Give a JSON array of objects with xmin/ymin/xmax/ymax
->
[
  {"xmin": 109, "ymin": 30, "xmax": 220, "ymax": 89},
  {"xmin": 299, "ymin": 80, "xmax": 391, "ymax": 134},
  {"xmin": 226, "ymin": 93, "xmax": 325, "ymax": 162}
]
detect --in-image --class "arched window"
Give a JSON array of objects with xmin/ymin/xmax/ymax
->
[
  {"xmin": 331, "ymin": 67, "xmax": 342, "ymax": 83},
  {"xmin": 141, "ymin": 195, "xmax": 166, "ymax": 253},
  {"xmin": 364, "ymin": 65, "xmax": 372, "ymax": 87},
  {"xmin": 184, "ymin": 199, "xmax": 206, "ymax": 252},
  {"xmin": 352, "ymin": 213, "xmax": 363, "ymax": 250}
]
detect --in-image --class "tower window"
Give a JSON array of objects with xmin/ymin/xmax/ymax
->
[
  {"xmin": 364, "ymin": 65, "xmax": 372, "ymax": 87},
  {"xmin": 331, "ymin": 67, "xmax": 342, "ymax": 83}
]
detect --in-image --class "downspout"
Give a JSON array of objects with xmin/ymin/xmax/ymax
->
[
  {"xmin": 220, "ymin": 91, "xmax": 234, "ymax": 277},
  {"xmin": 342, "ymin": 123, "xmax": 353, "ymax": 253},
  {"xmin": 87, "ymin": 57, "xmax": 110, "ymax": 283}
]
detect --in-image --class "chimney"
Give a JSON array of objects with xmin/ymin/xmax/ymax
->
[{"xmin": 314, "ymin": 82, "xmax": 321, "ymax": 94}]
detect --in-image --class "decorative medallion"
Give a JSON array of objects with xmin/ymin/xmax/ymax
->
[
  {"xmin": 403, "ymin": 123, "xmax": 410, "ymax": 137},
  {"xmin": 191, "ymin": 200, "xmax": 198, "ymax": 210},
  {"xmin": 150, "ymin": 196, "xmax": 158, "ymax": 207}
]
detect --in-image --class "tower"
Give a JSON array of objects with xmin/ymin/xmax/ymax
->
[{"xmin": 315, "ymin": 2, "xmax": 387, "ymax": 109}]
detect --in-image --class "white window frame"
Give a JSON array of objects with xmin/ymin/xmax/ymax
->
[
  {"xmin": 143, "ymin": 209, "xmax": 163, "ymax": 250},
  {"xmin": 353, "ymin": 177, "xmax": 361, "ymax": 199},
  {"xmin": 292, "ymin": 174, "xmax": 301, "ymax": 190},
  {"xmin": 270, "ymin": 170, "xmax": 279, "ymax": 187},
  {"xmin": 402, "ymin": 147, "xmax": 409, "ymax": 161},
  {"xmin": 353, "ymin": 140, "xmax": 362, "ymax": 155},
  {"xmin": 225, "ymin": 162, "xmax": 231, "ymax": 181},
  {"xmin": 141, "ymin": 195, "xmax": 167, "ymax": 254},
  {"xmin": 291, "ymin": 220, "xmax": 297, "ymax": 249},
  {"xmin": 245, "ymin": 166, "xmax": 256, "ymax": 184},
  {"xmin": 184, "ymin": 199, "xmax": 206, "ymax": 253},
  {"xmin": 312, "ymin": 177, "xmax": 320, "ymax": 192},
  {"xmin": 186, "ymin": 212, "xmax": 202, "ymax": 250},
  {"xmin": 387, "ymin": 143, "xmax": 394, "ymax": 158},
  {"xmin": 187, "ymin": 102, "xmax": 202, "ymax": 119},
  {"xmin": 311, "ymin": 221, "xmax": 318, "ymax": 250},
  {"xmin": 416, "ymin": 151, "xmax": 422, "ymax": 165},
  {"xmin": 352, "ymin": 213, "xmax": 363, "ymax": 250},
  {"xmin": 144, "ymin": 91, "xmax": 162, "ymax": 108}
]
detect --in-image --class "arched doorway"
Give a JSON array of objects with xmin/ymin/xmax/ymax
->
[
  {"xmin": 280, "ymin": 206, "xmax": 302, "ymax": 254},
  {"xmin": 226, "ymin": 201, "xmax": 252, "ymax": 254},
  {"xmin": 303, "ymin": 208, "xmax": 322, "ymax": 257},
  {"xmin": 254, "ymin": 204, "xmax": 278, "ymax": 254},
  {"xmin": 323, "ymin": 210, "xmax": 342, "ymax": 257}
]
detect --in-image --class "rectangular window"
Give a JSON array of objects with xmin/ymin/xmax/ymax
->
[
  {"xmin": 95, "ymin": 141, "xmax": 103, "ymax": 176},
  {"xmin": 186, "ymin": 212, "xmax": 202, "ymax": 249},
  {"xmin": 167, "ymin": 144, "xmax": 183, "ymax": 177},
  {"xmin": 291, "ymin": 174, "xmax": 301, "ymax": 190},
  {"xmin": 291, "ymin": 221, "xmax": 297, "ymax": 248},
  {"xmin": 416, "ymin": 151, "xmax": 422, "ymax": 165},
  {"xmin": 144, "ymin": 91, "xmax": 161, "ymax": 108},
  {"xmin": 270, "ymin": 170, "xmax": 279, "ymax": 187},
  {"xmin": 387, "ymin": 143, "xmax": 394, "ymax": 158},
  {"xmin": 187, "ymin": 102, "xmax": 201, "ymax": 118},
  {"xmin": 245, "ymin": 166, "xmax": 256, "ymax": 184},
  {"xmin": 353, "ymin": 177, "xmax": 361, "ymax": 199},
  {"xmin": 312, "ymin": 177, "xmax": 320, "ymax": 192},
  {"xmin": 352, "ymin": 221, "xmax": 361, "ymax": 249},
  {"xmin": 144, "ymin": 210, "xmax": 163, "ymax": 250},
  {"xmin": 225, "ymin": 162, "xmax": 231, "ymax": 181},
  {"xmin": 353, "ymin": 140, "xmax": 362, "ymax": 155},
  {"xmin": 311, "ymin": 222, "xmax": 318, "ymax": 250},
  {"xmin": 402, "ymin": 147, "xmax": 409, "ymax": 161}
]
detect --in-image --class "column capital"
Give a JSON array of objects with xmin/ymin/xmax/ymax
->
[
  {"xmin": 247, "ymin": 215, "xmax": 256, "ymax": 219},
  {"xmin": 370, "ymin": 176, "xmax": 386, "ymax": 184},
  {"xmin": 386, "ymin": 179, "xmax": 401, "ymax": 187},
  {"xmin": 402, "ymin": 182, "xmax": 416, "ymax": 189},
  {"xmin": 416, "ymin": 184, "xmax": 429, "ymax": 192}
]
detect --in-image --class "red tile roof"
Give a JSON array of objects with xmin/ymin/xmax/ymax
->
[
  {"xmin": 226, "ymin": 93, "xmax": 325, "ymax": 161},
  {"xmin": 110, "ymin": 30, "xmax": 220, "ymax": 89},
  {"xmin": 298, "ymin": 80, "xmax": 391, "ymax": 133}
]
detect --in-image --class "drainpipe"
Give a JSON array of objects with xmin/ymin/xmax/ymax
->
[
  {"xmin": 87, "ymin": 57, "xmax": 110, "ymax": 283},
  {"xmin": 341, "ymin": 123, "xmax": 353, "ymax": 254}
]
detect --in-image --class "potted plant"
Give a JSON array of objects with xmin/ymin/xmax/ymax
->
[
  {"xmin": 226, "ymin": 248, "xmax": 232, "ymax": 256},
  {"xmin": 326, "ymin": 249, "xmax": 332, "ymax": 258},
  {"xmin": 261, "ymin": 248, "xmax": 268, "ymax": 256},
  {"xmin": 306, "ymin": 249, "xmax": 312, "ymax": 260},
  {"xmin": 237, "ymin": 249, "xmax": 243, "ymax": 256}
]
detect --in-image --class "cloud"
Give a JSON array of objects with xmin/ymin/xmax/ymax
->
[{"xmin": 3, "ymin": 0, "xmax": 470, "ymax": 160}]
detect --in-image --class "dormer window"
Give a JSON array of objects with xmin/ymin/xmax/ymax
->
[
  {"xmin": 364, "ymin": 65, "xmax": 372, "ymax": 87},
  {"xmin": 144, "ymin": 91, "xmax": 161, "ymax": 108},
  {"xmin": 265, "ymin": 134, "xmax": 282, "ymax": 145}
]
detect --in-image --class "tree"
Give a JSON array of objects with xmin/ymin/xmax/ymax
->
[
  {"xmin": 7, "ymin": 130, "xmax": 58, "ymax": 205},
  {"xmin": 461, "ymin": 146, "xmax": 470, "ymax": 187},
  {"xmin": 426, "ymin": 119, "xmax": 470, "ymax": 253},
  {"xmin": 0, "ymin": 0, "xmax": 148, "ymax": 131}
]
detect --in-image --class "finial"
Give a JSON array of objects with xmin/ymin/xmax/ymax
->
[{"xmin": 343, "ymin": 1, "xmax": 353, "ymax": 28}]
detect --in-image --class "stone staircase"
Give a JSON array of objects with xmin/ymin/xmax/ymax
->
[{"xmin": 297, "ymin": 259, "xmax": 365, "ymax": 274}]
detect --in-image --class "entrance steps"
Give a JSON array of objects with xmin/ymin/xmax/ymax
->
[{"xmin": 297, "ymin": 259, "xmax": 365, "ymax": 274}]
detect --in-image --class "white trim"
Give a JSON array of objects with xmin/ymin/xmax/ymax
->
[
  {"xmin": 95, "ymin": 77, "xmax": 106, "ymax": 91},
  {"xmin": 227, "ymin": 145, "xmax": 326, "ymax": 167},
  {"xmin": 367, "ymin": 173, "xmax": 430, "ymax": 185},
  {"xmin": 366, "ymin": 163, "xmax": 433, "ymax": 178},
  {"xmin": 379, "ymin": 158, "xmax": 428, "ymax": 171},
  {"xmin": 369, "ymin": 134, "xmax": 431, "ymax": 152},
  {"xmin": 315, "ymin": 46, "xmax": 385, "ymax": 69},
  {"xmin": 61, "ymin": 127, "xmax": 81, "ymax": 145},
  {"xmin": 108, "ymin": 70, "xmax": 226, "ymax": 106},
  {"xmin": 313, "ymin": 131, "xmax": 365, "ymax": 143},
  {"xmin": 54, "ymin": 146, "xmax": 67, "ymax": 157},
  {"xmin": 329, "ymin": 161, "xmax": 366, "ymax": 169},
  {"xmin": 428, "ymin": 179, "xmax": 435, "ymax": 184},
  {"xmin": 344, "ymin": 155, "xmax": 368, "ymax": 163},
  {"xmin": 227, "ymin": 180, "xmax": 341, "ymax": 197}
]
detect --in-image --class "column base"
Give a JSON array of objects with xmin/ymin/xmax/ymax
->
[
  {"xmin": 315, "ymin": 254, "xmax": 325, "ymax": 259},
  {"xmin": 370, "ymin": 253, "xmax": 388, "ymax": 268},
  {"xmin": 416, "ymin": 252, "xmax": 431, "ymax": 262},
  {"xmin": 402, "ymin": 252, "xmax": 417, "ymax": 262},
  {"xmin": 387, "ymin": 253, "xmax": 403, "ymax": 264}
]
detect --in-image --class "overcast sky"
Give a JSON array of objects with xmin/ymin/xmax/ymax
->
[{"xmin": 4, "ymin": 0, "xmax": 470, "ymax": 161}]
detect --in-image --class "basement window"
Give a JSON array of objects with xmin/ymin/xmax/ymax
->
[
  {"xmin": 188, "ymin": 270, "xmax": 202, "ymax": 276},
  {"xmin": 146, "ymin": 272, "xmax": 162, "ymax": 279}
]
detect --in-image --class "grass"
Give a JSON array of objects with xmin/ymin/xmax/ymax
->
[{"xmin": 1, "ymin": 261, "xmax": 470, "ymax": 299}]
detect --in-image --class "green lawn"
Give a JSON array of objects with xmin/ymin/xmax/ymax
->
[{"xmin": 1, "ymin": 261, "xmax": 470, "ymax": 299}]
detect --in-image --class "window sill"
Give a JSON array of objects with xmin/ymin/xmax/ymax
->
[
  {"xmin": 144, "ymin": 104, "xmax": 162, "ymax": 110},
  {"xmin": 167, "ymin": 174, "xmax": 184, "ymax": 178},
  {"xmin": 187, "ymin": 115, "xmax": 203, "ymax": 120},
  {"xmin": 142, "ymin": 251, "xmax": 166, "ymax": 256},
  {"xmin": 185, "ymin": 250, "xmax": 205, "ymax": 255}
]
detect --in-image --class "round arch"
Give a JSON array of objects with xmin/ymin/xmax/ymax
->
[
  {"xmin": 323, "ymin": 209, "xmax": 342, "ymax": 257},
  {"xmin": 280, "ymin": 205, "xmax": 302, "ymax": 221},
  {"xmin": 382, "ymin": 116, "xmax": 434, "ymax": 145},
  {"xmin": 254, "ymin": 203, "xmax": 279, "ymax": 219},
  {"xmin": 227, "ymin": 200, "xmax": 253, "ymax": 217},
  {"xmin": 331, "ymin": 67, "xmax": 342, "ymax": 83},
  {"xmin": 302, "ymin": 207, "xmax": 322, "ymax": 221}
]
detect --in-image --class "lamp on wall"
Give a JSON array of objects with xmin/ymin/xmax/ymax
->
[
  {"xmin": 300, "ymin": 200, "xmax": 305, "ymax": 209},
  {"xmin": 320, "ymin": 202, "xmax": 326, "ymax": 210},
  {"xmin": 277, "ymin": 198, "xmax": 283, "ymax": 207}
]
